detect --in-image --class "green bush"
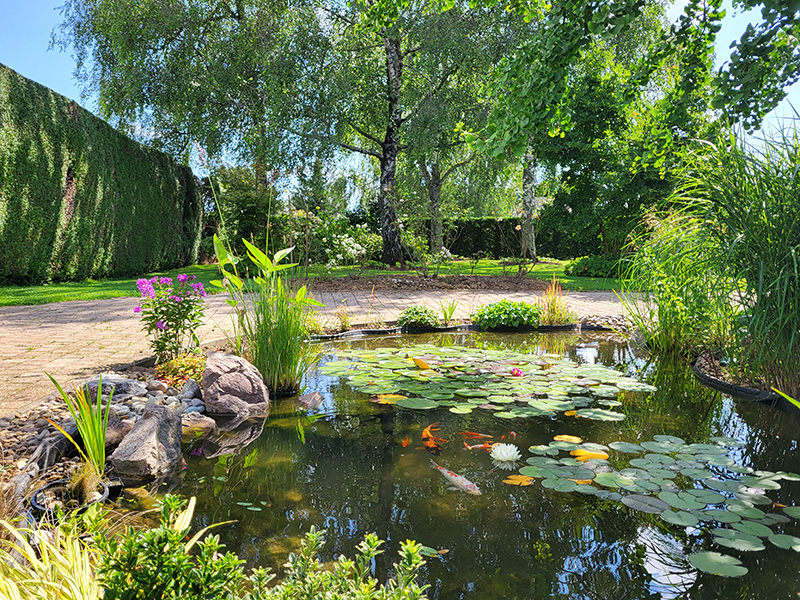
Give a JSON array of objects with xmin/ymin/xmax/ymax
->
[
  {"xmin": 471, "ymin": 299, "xmax": 541, "ymax": 329},
  {"xmin": 397, "ymin": 305, "xmax": 440, "ymax": 328},
  {"xmin": 564, "ymin": 255, "xmax": 621, "ymax": 278},
  {"xmin": 0, "ymin": 63, "xmax": 202, "ymax": 284}
]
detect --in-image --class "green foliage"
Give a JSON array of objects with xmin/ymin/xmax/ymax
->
[
  {"xmin": 46, "ymin": 373, "xmax": 112, "ymax": 479},
  {"xmin": 679, "ymin": 131, "xmax": 800, "ymax": 395},
  {"xmin": 0, "ymin": 64, "xmax": 202, "ymax": 284},
  {"xmin": 134, "ymin": 275, "xmax": 206, "ymax": 362},
  {"xmin": 538, "ymin": 275, "xmax": 577, "ymax": 326},
  {"xmin": 212, "ymin": 236, "xmax": 322, "ymax": 397},
  {"xmin": 155, "ymin": 352, "xmax": 206, "ymax": 389},
  {"xmin": 618, "ymin": 210, "xmax": 740, "ymax": 356},
  {"xmin": 564, "ymin": 255, "xmax": 621, "ymax": 278},
  {"xmin": 439, "ymin": 299, "xmax": 459, "ymax": 326},
  {"xmin": 397, "ymin": 305, "xmax": 440, "ymax": 329},
  {"xmin": 471, "ymin": 300, "xmax": 541, "ymax": 330}
]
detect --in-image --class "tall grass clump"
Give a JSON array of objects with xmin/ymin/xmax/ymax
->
[
  {"xmin": 617, "ymin": 209, "xmax": 740, "ymax": 356},
  {"xmin": 677, "ymin": 130, "xmax": 800, "ymax": 396},
  {"xmin": 212, "ymin": 235, "xmax": 321, "ymax": 398}
]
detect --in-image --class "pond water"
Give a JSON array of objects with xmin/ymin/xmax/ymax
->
[{"xmin": 177, "ymin": 332, "xmax": 800, "ymax": 599}]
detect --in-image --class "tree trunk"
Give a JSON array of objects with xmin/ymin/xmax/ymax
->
[
  {"xmin": 419, "ymin": 158, "xmax": 443, "ymax": 252},
  {"xmin": 379, "ymin": 37, "xmax": 404, "ymax": 265},
  {"xmin": 521, "ymin": 143, "xmax": 538, "ymax": 261}
]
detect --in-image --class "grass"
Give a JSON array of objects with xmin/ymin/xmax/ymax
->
[{"xmin": 0, "ymin": 259, "xmax": 619, "ymax": 307}]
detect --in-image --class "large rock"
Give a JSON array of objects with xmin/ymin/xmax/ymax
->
[
  {"xmin": 85, "ymin": 374, "xmax": 148, "ymax": 398},
  {"xmin": 105, "ymin": 415, "xmax": 135, "ymax": 449},
  {"xmin": 181, "ymin": 412, "xmax": 216, "ymax": 438},
  {"xmin": 203, "ymin": 352, "xmax": 270, "ymax": 416},
  {"xmin": 109, "ymin": 404, "xmax": 182, "ymax": 483}
]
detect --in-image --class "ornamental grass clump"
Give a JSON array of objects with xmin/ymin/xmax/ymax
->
[
  {"xmin": 212, "ymin": 235, "xmax": 322, "ymax": 397},
  {"xmin": 134, "ymin": 274, "xmax": 206, "ymax": 362},
  {"xmin": 538, "ymin": 274, "xmax": 577, "ymax": 326},
  {"xmin": 471, "ymin": 299, "xmax": 541, "ymax": 330}
]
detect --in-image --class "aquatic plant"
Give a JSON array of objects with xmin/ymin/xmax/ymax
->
[
  {"xmin": 398, "ymin": 305, "xmax": 440, "ymax": 328},
  {"xmin": 212, "ymin": 236, "xmax": 322, "ymax": 397},
  {"xmin": 490, "ymin": 443, "xmax": 522, "ymax": 470},
  {"xmin": 439, "ymin": 299, "xmax": 459, "ymax": 326},
  {"xmin": 471, "ymin": 299, "xmax": 541, "ymax": 330},
  {"xmin": 46, "ymin": 373, "xmax": 112, "ymax": 481},
  {"xmin": 538, "ymin": 274, "xmax": 577, "ymax": 325}
]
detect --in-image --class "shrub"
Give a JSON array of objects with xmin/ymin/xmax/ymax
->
[
  {"xmin": 397, "ymin": 305, "xmax": 440, "ymax": 328},
  {"xmin": 471, "ymin": 300, "xmax": 541, "ymax": 329},
  {"xmin": 564, "ymin": 255, "xmax": 621, "ymax": 278},
  {"xmin": 156, "ymin": 352, "xmax": 206, "ymax": 388}
]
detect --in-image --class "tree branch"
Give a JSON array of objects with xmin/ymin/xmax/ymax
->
[
  {"xmin": 440, "ymin": 152, "xmax": 476, "ymax": 183},
  {"xmin": 349, "ymin": 122, "xmax": 384, "ymax": 147},
  {"xmin": 283, "ymin": 127, "xmax": 383, "ymax": 159},
  {"xmin": 400, "ymin": 64, "xmax": 459, "ymax": 124}
]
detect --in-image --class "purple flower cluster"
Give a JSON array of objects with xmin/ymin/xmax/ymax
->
[
  {"xmin": 191, "ymin": 282, "xmax": 207, "ymax": 298},
  {"xmin": 136, "ymin": 278, "xmax": 157, "ymax": 299}
]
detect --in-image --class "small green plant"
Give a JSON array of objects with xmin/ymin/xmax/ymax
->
[
  {"xmin": 538, "ymin": 274, "xmax": 577, "ymax": 326},
  {"xmin": 155, "ymin": 352, "xmax": 206, "ymax": 388},
  {"xmin": 334, "ymin": 299, "xmax": 352, "ymax": 332},
  {"xmin": 134, "ymin": 275, "xmax": 206, "ymax": 363},
  {"xmin": 46, "ymin": 373, "xmax": 112, "ymax": 481},
  {"xmin": 471, "ymin": 299, "xmax": 541, "ymax": 329},
  {"xmin": 439, "ymin": 299, "xmax": 459, "ymax": 326},
  {"xmin": 397, "ymin": 305, "xmax": 440, "ymax": 328}
]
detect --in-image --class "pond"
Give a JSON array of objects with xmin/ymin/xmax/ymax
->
[{"xmin": 177, "ymin": 332, "xmax": 800, "ymax": 599}]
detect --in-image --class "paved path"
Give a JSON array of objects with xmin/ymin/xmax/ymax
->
[{"xmin": 0, "ymin": 289, "xmax": 623, "ymax": 417}]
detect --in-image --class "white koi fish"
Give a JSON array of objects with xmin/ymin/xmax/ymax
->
[{"xmin": 430, "ymin": 459, "xmax": 482, "ymax": 495}]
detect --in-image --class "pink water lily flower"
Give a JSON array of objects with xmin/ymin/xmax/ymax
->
[{"xmin": 510, "ymin": 368, "xmax": 524, "ymax": 377}]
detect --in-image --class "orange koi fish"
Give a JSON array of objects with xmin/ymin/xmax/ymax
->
[
  {"xmin": 430, "ymin": 459, "xmax": 482, "ymax": 495},
  {"xmin": 463, "ymin": 441, "xmax": 493, "ymax": 451},
  {"xmin": 458, "ymin": 431, "xmax": 493, "ymax": 440},
  {"xmin": 422, "ymin": 422, "xmax": 448, "ymax": 456},
  {"xmin": 401, "ymin": 437, "xmax": 410, "ymax": 447}
]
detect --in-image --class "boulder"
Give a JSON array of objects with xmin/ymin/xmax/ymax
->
[
  {"xmin": 86, "ymin": 374, "xmax": 148, "ymax": 398},
  {"xmin": 181, "ymin": 379, "xmax": 202, "ymax": 399},
  {"xmin": 202, "ymin": 415, "xmax": 266, "ymax": 458},
  {"xmin": 203, "ymin": 352, "xmax": 270, "ymax": 416},
  {"xmin": 109, "ymin": 404, "xmax": 182, "ymax": 483},
  {"xmin": 181, "ymin": 412, "xmax": 216, "ymax": 438},
  {"xmin": 293, "ymin": 391, "xmax": 323, "ymax": 411},
  {"xmin": 105, "ymin": 415, "xmax": 135, "ymax": 449}
]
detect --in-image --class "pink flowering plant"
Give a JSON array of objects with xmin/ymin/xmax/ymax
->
[{"xmin": 134, "ymin": 274, "xmax": 206, "ymax": 361}]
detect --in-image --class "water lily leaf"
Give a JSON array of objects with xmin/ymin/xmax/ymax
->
[
  {"xmin": 575, "ymin": 408, "xmax": 626, "ymax": 421},
  {"xmin": 738, "ymin": 475, "xmax": 781, "ymax": 490},
  {"xmin": 609, "ymin": 441, "xmax": 644, "ymax": 454},
  {"xmin": 553, "ymin": 467, "xmax": 595, "ymax": 481},
  {"xmin": 681, "ymin": 468, "xmax": 714, "ymax": 480},
  {"xmin": 526, "ymin": 457, "xmax": 560, "ymax": 467},
  {"xmin": 423, "ymin": 391, "xmax": 455, "ymax": 400},
  {"xmin": 528, "ymin": 444, "xmax": 560, "ymax": 456},
  {"xmin": 731, "ymin": 521, "xmax": 773, "ymax": 538},
  {"xmin": 455, "ymin": 389, "xmax": 489, "ymax": 398},
  {"xmin": 687, "ymin": 552, "xmax": 748, "ymax": 577},
  {"xmin": 551, "ymin": 479, "xmax": 579, "ymax": 493},
  {"xmin": 726, "ymin": 505, "xmax": 765, "ymax": 519},
  {"xmin": 595, "ymin": 490, "xmax": 623, "ymax": 501},
  {"xmin": 709, "ymin": 436, "xmax": 744, "ymax": 447},
  {"xmin": 615, "ymin": 380, "xmax": 657, "ymax": 392},
  {"xmin": 777, "ymin": 471, "xmax": 800, "ymax": 481},
  {"xmin": 412, "ymin": 357, "xmax": 432, "ymax": 370},
  {"xmin": 661, "ymin": 510, "xmax": 699, "ymax": 527},
  {"xmin": 713, "ymin": 533, "xmax": 765, "ymax": 552},
  {"xmin": 644, "ymin": 453, "xmax": 676, "ymax": 464},
  {"xmin": 622, "ymin": 494, "xmax": 669, "ymax": 513},
  {"xmin": 369, "ymin": 394, "xmax": 407, "ymax": 404},
  {"xmin": 449, "ymin": 406, "xmax": 473, "ymax": 414},
  {"xmin": 550, "ymin": 440, "xmax": 580, "ymax": 451},
  {"xmin": 687, "ymin": 443, "xmax": 727, "ymax": 454},
  {"xmin": 783, "ymin": 506, "xmax": 800, "ymax": 518},
  {"xmin": 641, "ymin": 441, "xmax": 679, "ymax": 454},
  {"xmin": 704, "ymin": 478, "xmax": 746, "ymax": 493},
  {"xmin": 769, "ymin": 534, "xmax": 800, "ymax": 551},
  {"xmin": 494, "ymin": 411, "xmax": 518, "ymax": 419},
  {"xmin": 734, "ymin": 492, "xmax": 771, "ymax": 505},
  {"xmin": 553, "ymin": 434, "xmax": 582, "ymax": 444},
  {"xmin": 687, "ymin": 489, "xmax": 725, "ymax": 504},
  {"xmin": 519, "ymin": 466, "xmax": 542, "ymax": 478},
  {"xmin": 762, "ymin": 513, "xmax": 790, "ymax": 525},
  {"xmin": 594, "ymin": 472, "xmax": 635, "ymax": 489},
  {"xmin": 653, "ymin": 434, "xmax": 685, "ymax": 445},
  {"xmin": 657, "ymin": 492, "xmax": 705, "ymax": 511},
  {"xmin": 700, "ymin": 510, "xmax": 741, "ymax": 524},
  {"xmin": 571, "ymin": 449, "xmax": 609, "ymax": 461},
  {"xmin": 395, "ymin": 397, "xmax": 439, "ymax": 410},
  {"xmin": 503, "ymin": 474, "xmax": 535, "ymax": 486}
]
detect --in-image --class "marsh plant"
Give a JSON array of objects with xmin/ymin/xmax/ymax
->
[
  {"xmin": 439, "ymin": 299, "xmax": 459, "ymax": 326},
  {"xmin": 617, "ymin": 210, "xmax": 740, "ymax": 356},
  {"xmin": 538, "ymin": 274, "xmax": 577, "ymax": 325},
  {"xmin": 679, "ymin": 131, "xmax": 800, "ymax": 395},
  {"xmin": 134, "ymin": 274, "xmax": 206, "ymax": 362},
  {"xmin": 212, "ymin": 235, "xmax": 321, "ymax": 397}
]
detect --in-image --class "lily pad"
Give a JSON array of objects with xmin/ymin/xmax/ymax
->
[
  {"xmin": 575, "ymin": 408, "xmax": 626, "ymax": 421},
  {"xmin": 449, "ymin": 406, "xmax": 473, "ymax": 414},
  {"xmin": 704, "ymin": 478, "xmax": 746, "ymax": 493},
  {"xmin": 622, "ymin": 494, "xmax": 669, "ymax": 513},
  {"xmin": 700, "ymin": 510, "xmax": 741, "ymax": 524},
  {"xmin": 687, "ymin": 552, "xmax": 748, "ymax": 578},
  {"xmin": 731, "ymin": 521, "xmax": 773, "ymax": 538},
  {"xmin": 609, "ymin": 441, "xmax": 644, "ymax": 454},
  {"xmin": 519, "ymin": 466, "xmax": 542, "ymax": 478},
  {"xmin": 661, "ymin": 510, "xmax": 699, "ymax": 527},
  {"xmin": 769, "ymin": 534, "xmax": 800, "ymax": 551},
  {"xmin": 594, "ymin": 472, "xmax": 635, "ymax": 489},
  {"xmin": 658, "ymin": 491, "xmax": 705, "ymax": 511},
  {"xmin": 713, "ymin": 533, "xmax": 765, "ymax": 552},
  {"xmin": 395, "ymin": 397, "xmax": 439, "ymax": 410},
  {"xmin": 783, "ymin": 506, "xmax": 800, "ymax": 519}
]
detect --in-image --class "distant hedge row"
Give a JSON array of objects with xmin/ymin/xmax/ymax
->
[
  {"xmin": 0, "ymin": 63, "xmax": 202, "ymax": 284},
  {"xmin": 444, "ymin": 217, "xmax": 602, "ymax": 260}
]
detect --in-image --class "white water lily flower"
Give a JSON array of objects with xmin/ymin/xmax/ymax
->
[{"xmin": 490, "ymin": 443, "xmax": 521, "ymax": 465}]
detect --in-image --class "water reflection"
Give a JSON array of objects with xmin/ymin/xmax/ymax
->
[{"xmin": 178, "ymin": 332, "xmax": 800, "ymax": 599}]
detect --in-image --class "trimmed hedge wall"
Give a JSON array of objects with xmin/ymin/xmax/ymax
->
[
  {"xmin": 445, "ymin": 216, "xmax": 602, "ymax": 260},
  {"xmin": 0, "ymin": 63, "xmax": 202, "ymax": 284}
]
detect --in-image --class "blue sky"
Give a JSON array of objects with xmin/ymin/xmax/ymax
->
[{"xmin": 0, "ymin": 0, "xmax": 796, "ymax": 127}]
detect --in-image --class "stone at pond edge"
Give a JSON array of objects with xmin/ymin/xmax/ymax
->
[
  {"xmin": 86, "ymin": 373, "xmax": 148, "ymax": 398},
  {"xmin": 181, "ymin": 379, "xmax": 202, "ymax": 399},
  {"xmin": 181, "ymin": 412, "xmax": 216, "ymax": 438},
  {"xmin": 292, "ymin": 391, "xmax": 323, "ymax": 411},
  {"xmin": 109, "ymin": 404, "xmax": 182, "ymax": 484},
  {"xmin": 203, "ymin": 352, "xmax": 270, "ymax": 416},
  {"xmin": 105, "ymin": 415, "xmax": 134, "ymax": 449}
]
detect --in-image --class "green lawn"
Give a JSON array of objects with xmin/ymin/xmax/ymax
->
[{"xmin": 0, "ymin": 259, "xmax": 618, "ymax": 307}]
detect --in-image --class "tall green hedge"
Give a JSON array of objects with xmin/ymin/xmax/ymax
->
[{"xmin": 0, "ymin": 63, "xmax": 202, "ymax": 284}]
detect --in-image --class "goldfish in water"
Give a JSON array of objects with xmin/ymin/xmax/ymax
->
[
  {"xmin": 421, "ymin": 422, "xmax": 448, "ymax": 455},
  {"xmin": 430, "ymin": 459, "xmax": 482, "ymax": 495},
  {"xmin": 463, "ymin": 441, "xmax": 493, "ymax": 451}
]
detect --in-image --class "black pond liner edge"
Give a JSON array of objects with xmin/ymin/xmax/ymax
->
[
  {"xmin": 690, "ymin": 359, "xmax": 799, "ymax": 414},
  {"xmin": 309, "ymin": 323, "xmax": 615, "ymax": 341},
  {"xmin": 30, "ymin": 478, "xmax": 110, "ymax": 519}
]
